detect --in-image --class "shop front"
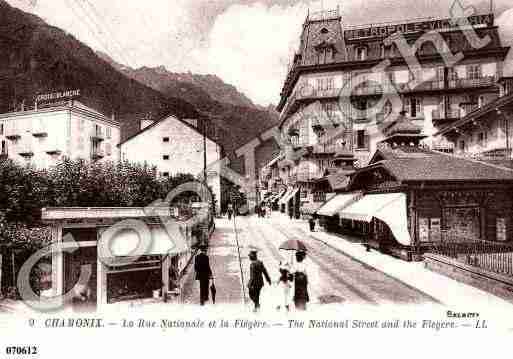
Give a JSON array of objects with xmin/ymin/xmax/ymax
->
[{"xmin": 42, "ymin": 207, "xmax": 195, "ymax": 309}]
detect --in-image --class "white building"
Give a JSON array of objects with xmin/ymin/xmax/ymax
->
[
  {"xmin": 0, "ymin": 101, "xmax": 120, "ymax": 168},
  {"xmin": 119, "ymin": 115, "xmax": 222, "ymax": 212}
]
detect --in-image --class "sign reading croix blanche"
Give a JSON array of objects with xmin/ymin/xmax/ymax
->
[{"xmin": 35, "ymin": 89, "xmax": 81, "ymax": 103}]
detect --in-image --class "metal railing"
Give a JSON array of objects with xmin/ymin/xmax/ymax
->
[
  {"xmin": 432, "ymin": 108, "xmax": 461, "ymax": 120},
  {"xmin": 429, "ymin": 237, "xmax": 513, "ymax": 277},
  {"xmin": 448, "ymin": 76, "xmax": 496, "ymax": 89}
]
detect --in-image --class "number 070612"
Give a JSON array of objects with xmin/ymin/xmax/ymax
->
[{"xmin": 5, "ymin": 346, "xmax": 38, "ymax": 355}]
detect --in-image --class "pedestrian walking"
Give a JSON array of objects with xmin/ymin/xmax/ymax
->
[
  {"xmin": 276, "ymin": 262, "xmax": 293, "ymax": 312},
  {"xmin": 194, "ymin": 245, "xmax": 213, "ymax": 306},
  {"xmin": 308, "ymin": 217, "xmax": 316, "ymax": 232},
  {"xmin": 248, "ymin": 250, "xmax": 271, "ymax": 312},
  {"xmin": 293, "ymin": 251, "xmax": 309, "ymax": 311},
  {"xmin": 227, "ymin": 203, "xmax": 233, "ymax": 220}
]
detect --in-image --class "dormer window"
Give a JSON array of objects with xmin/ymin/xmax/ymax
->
[
  {"xmin": 355, "ymin": 46, "xmax": 367, "ymax": 61},
  {"xmin": 316, "ymin": 43, "xmax": 335, "ymax": 64}
]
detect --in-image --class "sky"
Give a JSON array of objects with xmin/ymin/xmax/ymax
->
[{"xmin": 6, "ymin": 0, "xmax": 513, "ymax": 106}]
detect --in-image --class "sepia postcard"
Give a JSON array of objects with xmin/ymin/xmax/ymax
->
[{"xmin": 1, "ymin": 0, "xmax": 513, "ymax": 357}]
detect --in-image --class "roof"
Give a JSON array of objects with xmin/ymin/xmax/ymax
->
[
  {"xmin": 384, "ymin": 114, "xmax": 422, "ymax": 136},
  {"xmin": 117, "ymin": 114, "xmax": 219, "ymax": 147},
  {"xmin": 356, "ymin": 150, "xmax": 513, "ymax": 183}
]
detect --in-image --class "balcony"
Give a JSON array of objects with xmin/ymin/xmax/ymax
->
[
  {"xmin": 296, "ymin": 87, "xmax": 340, "ymax": 101},
  {"xmin": 406, "ymin": 80, "xmax": 445, "ymax": 92},
  {"xmin": 91, "ymin": 148, "xmax": 105, "ymax": 160},
  {"xmin": 91, "ymin": 127, "xmax": 105, "ymax": 142},
  {"xmin": 31, "ymin": 123, "xmax": 48, "ymax": 138},
  {"xmin": 5, "ymin": 130, "xmax": 20, "ymax": 141},
  {"xmin": 448, "ymin": 76, "xmax": 496, "ymax": 90},
  {"xmin": 18, "ymin": 145, "xmax": 34, "ymax": 157},
  {"xmin": 432, "ymin": 109, "xmax": 461, "ymax": 125}
]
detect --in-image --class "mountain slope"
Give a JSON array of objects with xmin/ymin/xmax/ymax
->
[
  {"xmin": 98, "ymin": 53, "xmax": 280, "ymax": 153},
  {"xmin": 0, "ymin": 0, "xmax": 279, "ymax": 165},
  {"xmin": 0, "ymin": 0, "xmax": 201, "ymax": 141}
]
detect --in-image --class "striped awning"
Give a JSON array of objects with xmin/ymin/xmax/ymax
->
[{"xmin": 316, "ymin": 192, "xmax": 362, "ymax": 217}]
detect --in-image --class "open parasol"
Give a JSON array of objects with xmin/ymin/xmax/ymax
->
[{"xmin": 279, "ymin": 239, "xmax": 307, "ymax": 252}]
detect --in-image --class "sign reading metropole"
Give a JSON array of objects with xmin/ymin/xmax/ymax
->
[
  {"xmin": 344, "ymin": 13, "xmax": 493, "ymax": 40},
  {"xmin": 35, "ymin": 89, "xmax": 81, "ymax": 103}
]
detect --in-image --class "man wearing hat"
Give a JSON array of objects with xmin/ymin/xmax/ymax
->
[
  {"xmin": 248, "ymin": 250, "xmax": 271, "ymax": 312},
  {"xmin": 194, "ymin": 245, "xmax": 213, "ymax": 306}
]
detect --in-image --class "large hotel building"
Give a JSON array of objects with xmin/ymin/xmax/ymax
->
[{"xmin": 270, "ymin": 7, "xmax": 510, "ymax": 218}]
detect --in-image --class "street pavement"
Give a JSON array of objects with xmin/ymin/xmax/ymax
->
[{"xmin": 182, "ymin": 214, "xmax": 441, "ymax": 310}]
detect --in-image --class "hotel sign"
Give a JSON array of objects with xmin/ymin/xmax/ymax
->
[
  {"xmin": 36, "ymin": 89, "xmax": 81, "ymax": 103},
  {"xmin": 344, "ymin": 14, "xmax": 494, "ymax": 40}
]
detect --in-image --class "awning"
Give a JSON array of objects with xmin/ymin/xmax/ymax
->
[
  {"xmin": 278, "ymin": 188, "xmax": 293, "ymax": 205},
  {"xmin": 99, "ymin": 224, "xmax": 186, "ymax": 257},
  {"xmin": 280, "ymin": 188, "xmax": 299, "ymax": 205},
  {"xmin": 316, "ymin": 192, "xmax": 362, "ymax": 217},
  {"xmin": 270, "ymin": 189, "xmax": 286, "ymax": 203},
  {"xmin": 339, "ymin": 193, "xmax": 411, "ymax": 246}
]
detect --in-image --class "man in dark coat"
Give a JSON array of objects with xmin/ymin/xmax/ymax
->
[
  {"xmin": 248, "ymin": 250, "xmax": 271, "ymax": 312},
  {"xmin": 194, "ymin": 246, "xmax": 212, "ymax": 306}
]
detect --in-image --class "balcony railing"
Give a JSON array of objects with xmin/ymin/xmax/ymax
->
[
  {"xmin": 32, "ymin": 123, "xmax": 48, "ymax": 138},
  {"xmin": 91, "ymin": 127, "xmax": 105, "ymax": 142},
  {"xmin": 91, "ymin": 148, "xmax": 105, "ymax": 160},
  {"xmin": 5, "ymin": 130, "xmax": 21, "ymax": 140},
  {"xmin": 18, "ymin": 145, "xmax": 34, "ymax": 157},
  {"xmin": 432, "ymin": 109, "xmax": 461, "ymax": 121},
  {"xmin": 448, "ymin": 76, "xmax": 496, "ymax": 89}
]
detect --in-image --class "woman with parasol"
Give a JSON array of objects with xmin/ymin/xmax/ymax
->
[{"xmin": 279, "ymin": 239, "xmax": 309, "ymax": 311}]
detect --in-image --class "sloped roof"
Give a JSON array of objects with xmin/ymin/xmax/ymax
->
[
  {"xmin": 117, "ymin": 114, "xmax": 218, "ymax": 147},
  {"xmin": 359, "ymin": 151, "xmax": 513, "ymax": 183}
]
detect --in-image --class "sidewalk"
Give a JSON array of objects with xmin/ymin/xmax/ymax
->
[
  {"xmin": 181, "ymin": 218, "xmax": 245, "ymax": 306},
  {"xmin": 273, "ymin": 213, "xmax": 513, "ymax": 311}
]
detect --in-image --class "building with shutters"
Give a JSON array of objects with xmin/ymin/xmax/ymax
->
[
  {"xmin": 275, "ymin": 7, "xmax": 510, "ymax": 218},
  {"xmin": 0, "ymin": 100, "xmax": 120, "ymax": 168},
  {"xmin": 118, "ymin": 114, "xmax": 222, "ymax": 214}
]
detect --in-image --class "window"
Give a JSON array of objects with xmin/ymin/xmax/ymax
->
[
  {"xmin": 106, "ymin": 143, "xmax": 112, "ymax": 156},
  {"xmin": 355, "ymin": 46, "xmax": 367, "ymax": 61},
  {"xmin": 477, "ymin": 132, "xmax": 487, "ymax": 146},
  {"xmin": 467, "ymin": 64, "xmax": 482, "ymax": 80},
  {"xmin": 478, "ymin": 95, "xmax": 485, "ymax": 108},
  {"xmin": 163, "ymin": 155, "xmax": 170, "ymax": 160},
  {"xmin": 0, "ymin": 123, "xmax": 3, "ymax": 135},
  {"xmin": 380, "ymin": 44, "xmax": 386, "ymax": 58},
  {"xmin": 356, "ymin": 130, "xmax": 367, "ymax": 149},
  {"xmin": 383, "ymin": 100, "xmax": 392, "ymax": 117},
  {"xmin": 1, "ymin": 140, "xmax": 6, "ymax": 154},
  {"xmin": 163, "ymin": 137, "xmax": 170, "ymax": 142},
  {"xmin": 323, "ymin": 102, "xmax": 336, "ymax": 119},
  {"xmin": 405, "ymin": 97, "xmax": 422, "ymax": 117},
  {"xmin": 459, "ymin": 140, "xmax": 465, "ymax": 151},
  {"xmin": 162, "ymin": 172, "xmax": 170, "ymax": 177},
  {"xmin": 106, "ymin": 127, "xmax": 112, "ymax": 139}
]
